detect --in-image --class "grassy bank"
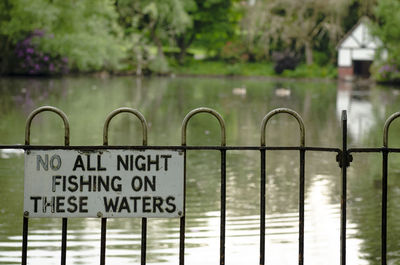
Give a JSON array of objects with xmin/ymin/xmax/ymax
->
[{"xmin": 170, "ymin": 60, "xmax": 338, "ymax": 79}]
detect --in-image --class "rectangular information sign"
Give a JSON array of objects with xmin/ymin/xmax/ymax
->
[{"xmin": 24, "ymin": 149, "xmax": 184, "ymax": 218}]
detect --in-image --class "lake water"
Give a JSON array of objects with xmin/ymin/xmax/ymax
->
[{"xmin": 0, "ymin": 76, "xmax": 400, "ymax": 264}]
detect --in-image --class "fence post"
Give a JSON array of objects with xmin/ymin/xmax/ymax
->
[
  {"xmin": 338, "ymin": 110, "xmax": 352, "ymax": 265},
  {"xmin": 382, "ymin": 112, "xmax": 400, "ymax": 265},
  {"xmin": 103, "ymin": 107, "xmax": 148, "ymax": 265},
  {"xmin": 260, "ymin": 108, "xmax": 305, "ymax": 265},
  {"xmin": 181, "ymin": 107, "xmax": 226, "ymax": 265},
  {"xmin": 24, "ymin": 106, "xmax": 70, "ymax": 265}
]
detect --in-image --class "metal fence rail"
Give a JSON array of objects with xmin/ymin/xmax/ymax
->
[{"xmin": 0, "ymin": 106, "xmax": 399, "ymax": 265}]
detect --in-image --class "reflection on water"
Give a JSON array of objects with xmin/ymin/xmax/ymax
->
[
  {"xmin": 336, "ymin": 81, "xmax": 385, "ymax": 143},
  {"xmin": 0, "ymin": 76, "xmax": 400, "ymax": 264}
]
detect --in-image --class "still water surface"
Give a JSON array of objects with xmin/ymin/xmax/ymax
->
[{"xmin": 0, "ymin": 76, "xmax": 400, "ymax": 264}]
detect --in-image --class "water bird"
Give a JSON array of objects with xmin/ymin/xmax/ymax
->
[
  {"xmin": 275, "ymin": 87, "xmax": 291, "ymax": 97},
  {"xmin": 232, "ymin": 87, "xmax": 246, "ymax": 96}
]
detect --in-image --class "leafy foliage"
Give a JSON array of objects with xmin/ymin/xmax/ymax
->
[
  {"xmin": 0, "ymin": 0, "xmax": 126, "ymax": 74},
  {"xmin": 240, "ymin": 0, "xmax": 348, "ymax": 65},
  {"xmin": 370, "ymin": 0, "xmax": 400, "ymax": 82}
]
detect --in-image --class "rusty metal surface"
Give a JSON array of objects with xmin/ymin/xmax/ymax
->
[
  {"xmin": 23, "ymin": 106, "xmax": 71, "ymax": 265},
  {"xmin": 25, "ymin": 106, "xmax": 70, "ymax": 146},
  {"xmin": 180, "ymin": 108, "xmax": 226, "ymax": 265},
  {"xmin": 260, "ymin": 108, "xmax": 305, "ymax": 147},
  {"xmin": 380, "ymin": 112, "xmax": 400, "ymax": 265},
  {"xmin": 102, "ymin": 108, "xmax": 149, "ymax": 265},
  {"xmin": 103, "ymin": 107, "xmax": 148, "ymax": 146},
  {"xmin": 181, "ymin": 107, "xmax": 226, "ymax": 146},
  {"xmin": 13, "ymin": 106, "xmax": 400, "ymax": 265}
]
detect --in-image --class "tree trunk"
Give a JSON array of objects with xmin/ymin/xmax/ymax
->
[
  {"xmin": 150, "ymin": 19, "xmax": 165, "ymax": 59},
  {"xmin": 305, "ymin": 41, "xmax": 313, "ymax": 65},
  {"xmin": 176, "ymin": 33, "xmax": 195, "ymax": 65},
  {"xmin": 178, "ymin": 46, "xmax": 187, "ymax": 65}
]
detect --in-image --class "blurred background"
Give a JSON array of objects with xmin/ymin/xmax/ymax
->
[
  {"xmin": 1, "ymin": 0, "xmax": 400, "ymax": 265},
  {"xmin": 0, "ymin": 0, "xmax": 399, "ymax": 82}
]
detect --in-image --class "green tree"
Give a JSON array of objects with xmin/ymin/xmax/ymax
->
[
  {"xmin": 241, "ymin": 0, "xmax": 348, "ymax": 65},
  {"xmin": 0, "ymin": 0, "xmax": 126, "ymax": 74},
  {"xmin": 370, "ymin": 0, "xmax": 400, "ymax": 81},
  {"xmin": 116, "ymin": 0, "xmax": 192, "ymax": 73},
  {"xmin": 174, "ymin": 0, "xmax": 238, "ymax": 64}
]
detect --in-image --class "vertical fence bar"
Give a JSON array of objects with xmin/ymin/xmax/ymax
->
[
  {"xmin": 220, "ymin": 149, "xmax": 226, "ymax": 265},
  {"xmin": 381, "ymin": 112, "xmax": 400, "ymax": 265},
  {"xmin": 179, "ymin": 155, "xmax": 186, "ymax": 265},
  {"xmin": 61, "ymin": 218, "xmax": 68, "ymax": 265},
  {"xmin": 381, "ymin": 149, "xmax": 388, "ymax": 265},
  {"xmin": 260, "ymin": 108, "xmax": 305, "ymax": 265},
  {"xmin": 299, "ymin": 147, "xmax": 305, "ymax": 265},
  {"xmin": 103, "ymin": 108, "xmax": 148, "ymax": 265},
  {"xmin": 259, "ymin": 148, "xmax": 266, "ymax": 265},
  {"xmin": 22, "ymin": 215, "xmax": 28, "ymax": 265},
  {"xmin": 340, "ymin": 110, "xmax": 348, "ymax": 265},
  {"xmin": 100, "ymin": 218, "xmax": 107, "ymax": 265},
  {"xmin": 24, "ymin": 106, "xmax": 70, "ymax": 265},
  {"xmin": 181, "ymin": 108, "xmax": 226, "ymax": 265}
]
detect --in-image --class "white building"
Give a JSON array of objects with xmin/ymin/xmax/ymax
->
[{"xmin": 337, "ymin": 18, "xmax": 383, "ymax": 80}]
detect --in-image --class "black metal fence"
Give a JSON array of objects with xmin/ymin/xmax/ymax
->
[{"xmin": 0, "ymin": 105, "xmax": 399, "ymax": 265}]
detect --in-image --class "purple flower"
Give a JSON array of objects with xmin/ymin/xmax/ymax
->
[
  {"xmin": 33, "ymin": 29, "xmax": 45, "ymax": 37},
  {"xmin": 43, "ymin": 56, "xmax": 49, "ymax": 62},
  {"xmin": 26, "ymin": 48, "xmax": 34, "ymax": 54}
]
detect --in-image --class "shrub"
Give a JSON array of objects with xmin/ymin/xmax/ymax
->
[{"xmin": 14, "ymin": 30, "xmax": 68, "ymax": 75}]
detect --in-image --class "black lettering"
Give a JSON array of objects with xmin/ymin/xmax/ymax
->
[
  {"xmin": 165, "ymin": 196, "xmax": 176, "ymax": 213},
  {"xmin": 103, "ymin": 197, "xmax": 119, "ymax": 212},
  {"xmin": 67, "ymin": 196, "xmax": 77, "ymax": 213},
  {"xmin": 56, "ymin": 196, "xmax": 65, "ymax": 212},
  {"xmin": 98, "ymin": 176, "xmax": 109, "ymax": 191},
  {"xmin": 118, "ymin": 197, "xmax": 130, "ymax": 212},
  {"xmin": 142, "ymin": 197, "xmax": 151, "ymax": 213},
  {"xmin": 42, "ymin": 196, "xmax": 55, "ymax": 213},
  {"xmin": 147, "ymin": 155, "xmax": 159, "ymax": 171},
  {"xmin": 37, "ymin": 154, "xmax": 48, "ymax": 171},
  {"xmin": 30, "ymin": 196, "xmax": 41, "ymax": 212},
  {"xmin": 62, "ymin": 175, "xmax": 66, "ymax": 191},
  {"xmin": 79, "ymin": 196, "xmax": 88, "ymax": 213},
  {"xmin": 93, "ymin": 175, "xmax": 97, "ymax": 191},
  {"xmin": 50, "ymin": 155, "xmax": 61, "ymax": 170},
  {"xmin": 68, "ymin": 175, "xmax": 78, "ymax": 192},
  {"xmin": 80, "ymin": 175, "xmax": 92, "ymax": 192},
  {"xmin": 52, "ymin": 175, "xmax": 61, "ymax": 192},
  {"xmin": 97, "ymin": 155, "xmax": 106, "ymax": 171},
  {"xmin": 153, "ymin": 197, "xmax": 164, "ymax": 213},
  {"xmin": 117, "ymin": 155, "xmax": 128, "ymax": 170},
  {"xmin": 111, "ymin": 176, "xmax": 122, "ymax": 192},
  {"xmin": 131, "ymin": 176, "xmax": 142, "ymax": 191},
  {"xmin": 86, "ymin": 155, "xmax": 95, "ymax": 171},
  {"xmin": 144, "ymin": 176, "xmax": 156, "ymax": 191},
  {"xmin": 129, "ymin": 197, "xmax": 141, "ymax": 212},
  {"xmin": 135, "ymin": 155, "xmax": 146, "ymax": 171},
  {"xmin": 73, "ymin": 155, "xmax": 85, "ymax": 171},
  {"xmin": 160, "ymin": 155, "xmax": 172, "ymax": 171}
]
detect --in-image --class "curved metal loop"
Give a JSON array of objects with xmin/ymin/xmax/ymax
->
[
  {"xmin": 260, "ymin": 108, "xmax": 305, "ymax": 147},
  {"xmin": 383, "ymin": 112, "xmax": 400, "ymax": 147},
  {"xmin": 103, "ymin": 107, "xmax": 148, "ymax": 146},
  {"xmin": 181, "ymin": 107, "xmax": 226, "ymax": 146},
  {"xmin": 25, "ymin": 106, "xmax": 70, "ymax": 146}
]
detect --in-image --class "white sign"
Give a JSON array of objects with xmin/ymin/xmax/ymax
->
[{"xmin": 24, "ymin": 149, "xmax": 184, "ymax": 218}]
